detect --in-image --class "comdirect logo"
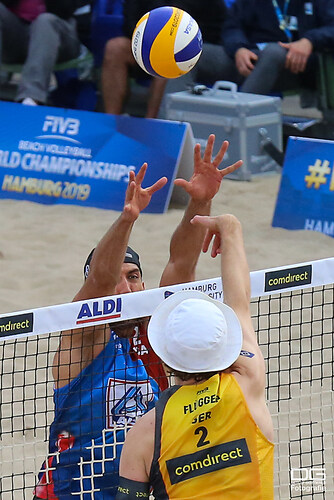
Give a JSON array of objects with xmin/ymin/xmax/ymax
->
[
  {"xmin": 264, "ymin": 264, "xmax": 312, "ymax": 292},
  {"xmin": 76, "ymin": 298, "xmax": 122, "ymax": 325},
  {"xmin": 0, "ymin": 313, "xmax": 33, "ymax": 338},
  {"xmin": 166, "ymin": 438, "xmax": 251, "ymax": 485}
]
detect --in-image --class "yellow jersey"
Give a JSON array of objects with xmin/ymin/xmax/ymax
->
[{"xmin": 150, "ymin": 373, "xmax": 274, "ymax": 499}]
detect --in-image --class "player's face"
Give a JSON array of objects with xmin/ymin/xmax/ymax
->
[{"xmin": 114, "ymin": 263, "xmax": 145, "ymax": 295}]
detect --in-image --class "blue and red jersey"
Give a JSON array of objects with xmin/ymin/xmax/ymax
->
[{"xmin": 35, "ymin": 326, "xmax": 167, "ymax": 499}]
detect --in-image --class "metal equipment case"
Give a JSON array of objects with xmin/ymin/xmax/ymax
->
[{"xmin": 163, "ymin": 81, "xmax": 283, "ymax": 180}]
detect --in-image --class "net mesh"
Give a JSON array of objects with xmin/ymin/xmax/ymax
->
[
  {"xmin": 1, "ymin": 270, "xmax": 334, "ymax": 499},
  {"xmin": 252, "ymin": 285, "xmax": 334, "ymax": 498}
]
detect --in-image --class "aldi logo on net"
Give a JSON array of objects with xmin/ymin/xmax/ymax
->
[{"xmin": 76, "ymin": 298, "xmax": 122, "ymax": 325}]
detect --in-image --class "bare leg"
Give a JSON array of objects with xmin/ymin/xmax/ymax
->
[
  {"xmin": 102, "ymin": 36, "xmax": 135, "ymax": 114},
  {"xmin": 146, "ymin": 77, "xmax": 167, "ymax": 118}
]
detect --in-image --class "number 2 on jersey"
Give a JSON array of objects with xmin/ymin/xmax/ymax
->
[{"xmin": 195, "ymin": 426, "xmax": 210, "ymax": 447}]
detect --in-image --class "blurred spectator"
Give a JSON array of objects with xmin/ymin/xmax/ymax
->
[
  {"xmin": 0, "ymin": 1, "xmax": 92, "ymax": 105},
  {"xmin": 101, "ymin": 0, "xmax": 227, "ymax": 118},
  {"xmin": 194, "ymin": 0, "xmax": 334, "ymax": 99}
]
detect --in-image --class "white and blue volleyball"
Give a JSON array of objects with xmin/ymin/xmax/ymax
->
[{"xmin": 131, "ymin": 6, "xmax": 203, "ymax": 79}]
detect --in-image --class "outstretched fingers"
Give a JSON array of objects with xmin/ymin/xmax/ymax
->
[
  {"xmin": 213, "ymin": 140, "xmax": 229, "ymax": 168},
  {"xmin": 123, "ymin": 180, "xmax": 137, "ymax": 216},
  {"xmin": 193, "ymin": 142, "xmax": 202, "ymax": 166},
  {"xmin": 147, "ymin": 176, "xmax": 168, "ymax": 195},
  {"xmin": 202, "ymin": 134, "xmax": 216, "ymax": 164},
  {"xmin": 220, "ymin": 159, "xmax": 243, "ymax": 177},
  {"xmin": 135, "ymin": 163, "xmax": 148, "ymax": 185},
  {"xmin": 124, "ymin": 179, "xmax": 136, "ymax": 203},
  {"xmin": 173, "ymin": 177, "xmax": 188, "ymax": 189},
  {"xmin": 131, "ymin": 162, "xmax": 168, "ymax": 196},
  {"xmin": 128, "ymin": 169, "xmax": 136, "ymax": 185}
]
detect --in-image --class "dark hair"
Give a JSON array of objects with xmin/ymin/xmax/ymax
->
[
  {"xmin": 83, "ymin": 246, "xmax": 142, "ymax": 280},
  {"xmin": 165, "ymin": 365, "xmax": 219, "ymax": 383}
]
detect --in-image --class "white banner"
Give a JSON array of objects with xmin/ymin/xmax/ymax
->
[{"xmin": 1, "ymin": 257, "xmax": 334, "ymax": 341}]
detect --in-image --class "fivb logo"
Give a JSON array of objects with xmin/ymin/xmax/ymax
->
[
  {"xmin": 76, "ymin": 298, "xmax": 122, "ymax": 325},
  {"xmin": 41, "ymin": 115, "xmax": 80, "ymax": 140}
]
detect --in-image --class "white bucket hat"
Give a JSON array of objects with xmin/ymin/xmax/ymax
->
[{"xmin": 148, "ymin": 290, "xmax": 242, "ymax": 373}]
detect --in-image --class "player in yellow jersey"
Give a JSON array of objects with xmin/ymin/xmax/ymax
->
[{"xmin": 115, "ymin": 213, "xmax": 274, "ymax": 499}]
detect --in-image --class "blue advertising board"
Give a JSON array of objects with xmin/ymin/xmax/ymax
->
[
  {"xmin": 0, "ymin": 101, "xmax": 190, "ymax": 213},
  {"xmin": 272, "ymin": 136, "xmax": 334, "ymax": 237}
]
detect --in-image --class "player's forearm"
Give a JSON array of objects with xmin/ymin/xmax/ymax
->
[
  {"xmin": 220, "ymin": 215, "xmax": 251, "ymax": 310},
  {"xmin": 160, "ymin": 199, "xmax": 211, "ymax": 285},
  {"xmin": 94, "ymin": 214, "xmax": 134, "ymax": 279},
  {"xmin": 74, "ymin": 213, "xmax": 135, "ymax": 300},
  {"xmin": 173, "ymin": 198, "xmax": 212, "ymax": 254}
]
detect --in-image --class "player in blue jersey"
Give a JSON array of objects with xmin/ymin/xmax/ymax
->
[{"xmin": 34, "ymin": 134, "xmax": 242, "ymax": 499}]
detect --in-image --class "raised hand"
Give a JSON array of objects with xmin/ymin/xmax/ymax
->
[
  {"xmin": 173, "ymin": 134, "xmax": 243, "ymax": 203},
  {"xmin": 191, "ymin": 214, "xmax": 238, "ymax": 258},
  {"xmin": 123, "ymin": 163, "xmax": 167, "ymax": 221}
]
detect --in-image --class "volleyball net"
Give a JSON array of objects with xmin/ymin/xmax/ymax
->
[{"xmin": 1, "ymin": 257, "xmax": 334, "ymax": 499}]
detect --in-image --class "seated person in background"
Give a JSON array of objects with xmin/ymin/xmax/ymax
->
[
  {"xmin": 116, "ymin": 213, "xmax": 274, "ymax": 499},
  {"xmin": 190, "ymin": 0, "xmax": 334, "ymax": 101},
  {"xmin": 101, "ymin": 0, "xmax": 227, "ymax": 118},
  {"xmin": 0, "ymin": 0, "xmax": 91, "ymax": 105}
]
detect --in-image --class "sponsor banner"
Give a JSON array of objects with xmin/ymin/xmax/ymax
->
[
  {"xmin": 76, "ymin": 297, "xmax": 122, "ymax": 325},
  {"xmin": 272, "ymin": 136, "xmax": 334, "ymax": 237},
  {"xmin": 1, "ymin": 257, "xmax": 334, "ymax": 341},
  {"xmin": 0, "ymin": 101, "xmax": 191, "ymax": 213},
  {"xmin": 0, "ymin": 312, "xmax": 33, "ymax": 338},
  {"xmin": 264, "ymin": 265, "xmax": 312, "ymax": 292},
  {"xmin": 166, "ymin": 438, "xmax": 251, "ymax": 484}
]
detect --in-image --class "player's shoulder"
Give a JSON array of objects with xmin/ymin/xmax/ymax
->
[
  {"xmin": 229, "ymin": 340, "xmax": 266, "ymax": 397},
  {"xmin": 127, "ymin": 408, "xmax": 156, "ymax": 444}
]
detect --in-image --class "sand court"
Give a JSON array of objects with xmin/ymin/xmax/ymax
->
[
  {"xmin": 1, "ymin": 172, "xmax": 333, "ymax": 499},
  {"xmin": 1, "ymin": 173, "xmax": 333, "ymax": 314}
]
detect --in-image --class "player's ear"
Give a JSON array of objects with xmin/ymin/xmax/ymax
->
[{"xmin": 141, "ymin": 281, "xmax": 146, "ymax": 290}]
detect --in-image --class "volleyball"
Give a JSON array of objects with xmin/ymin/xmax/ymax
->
[{"xmin": 131, "ymin": 6, "xmax": 203, "ymax": 79}]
